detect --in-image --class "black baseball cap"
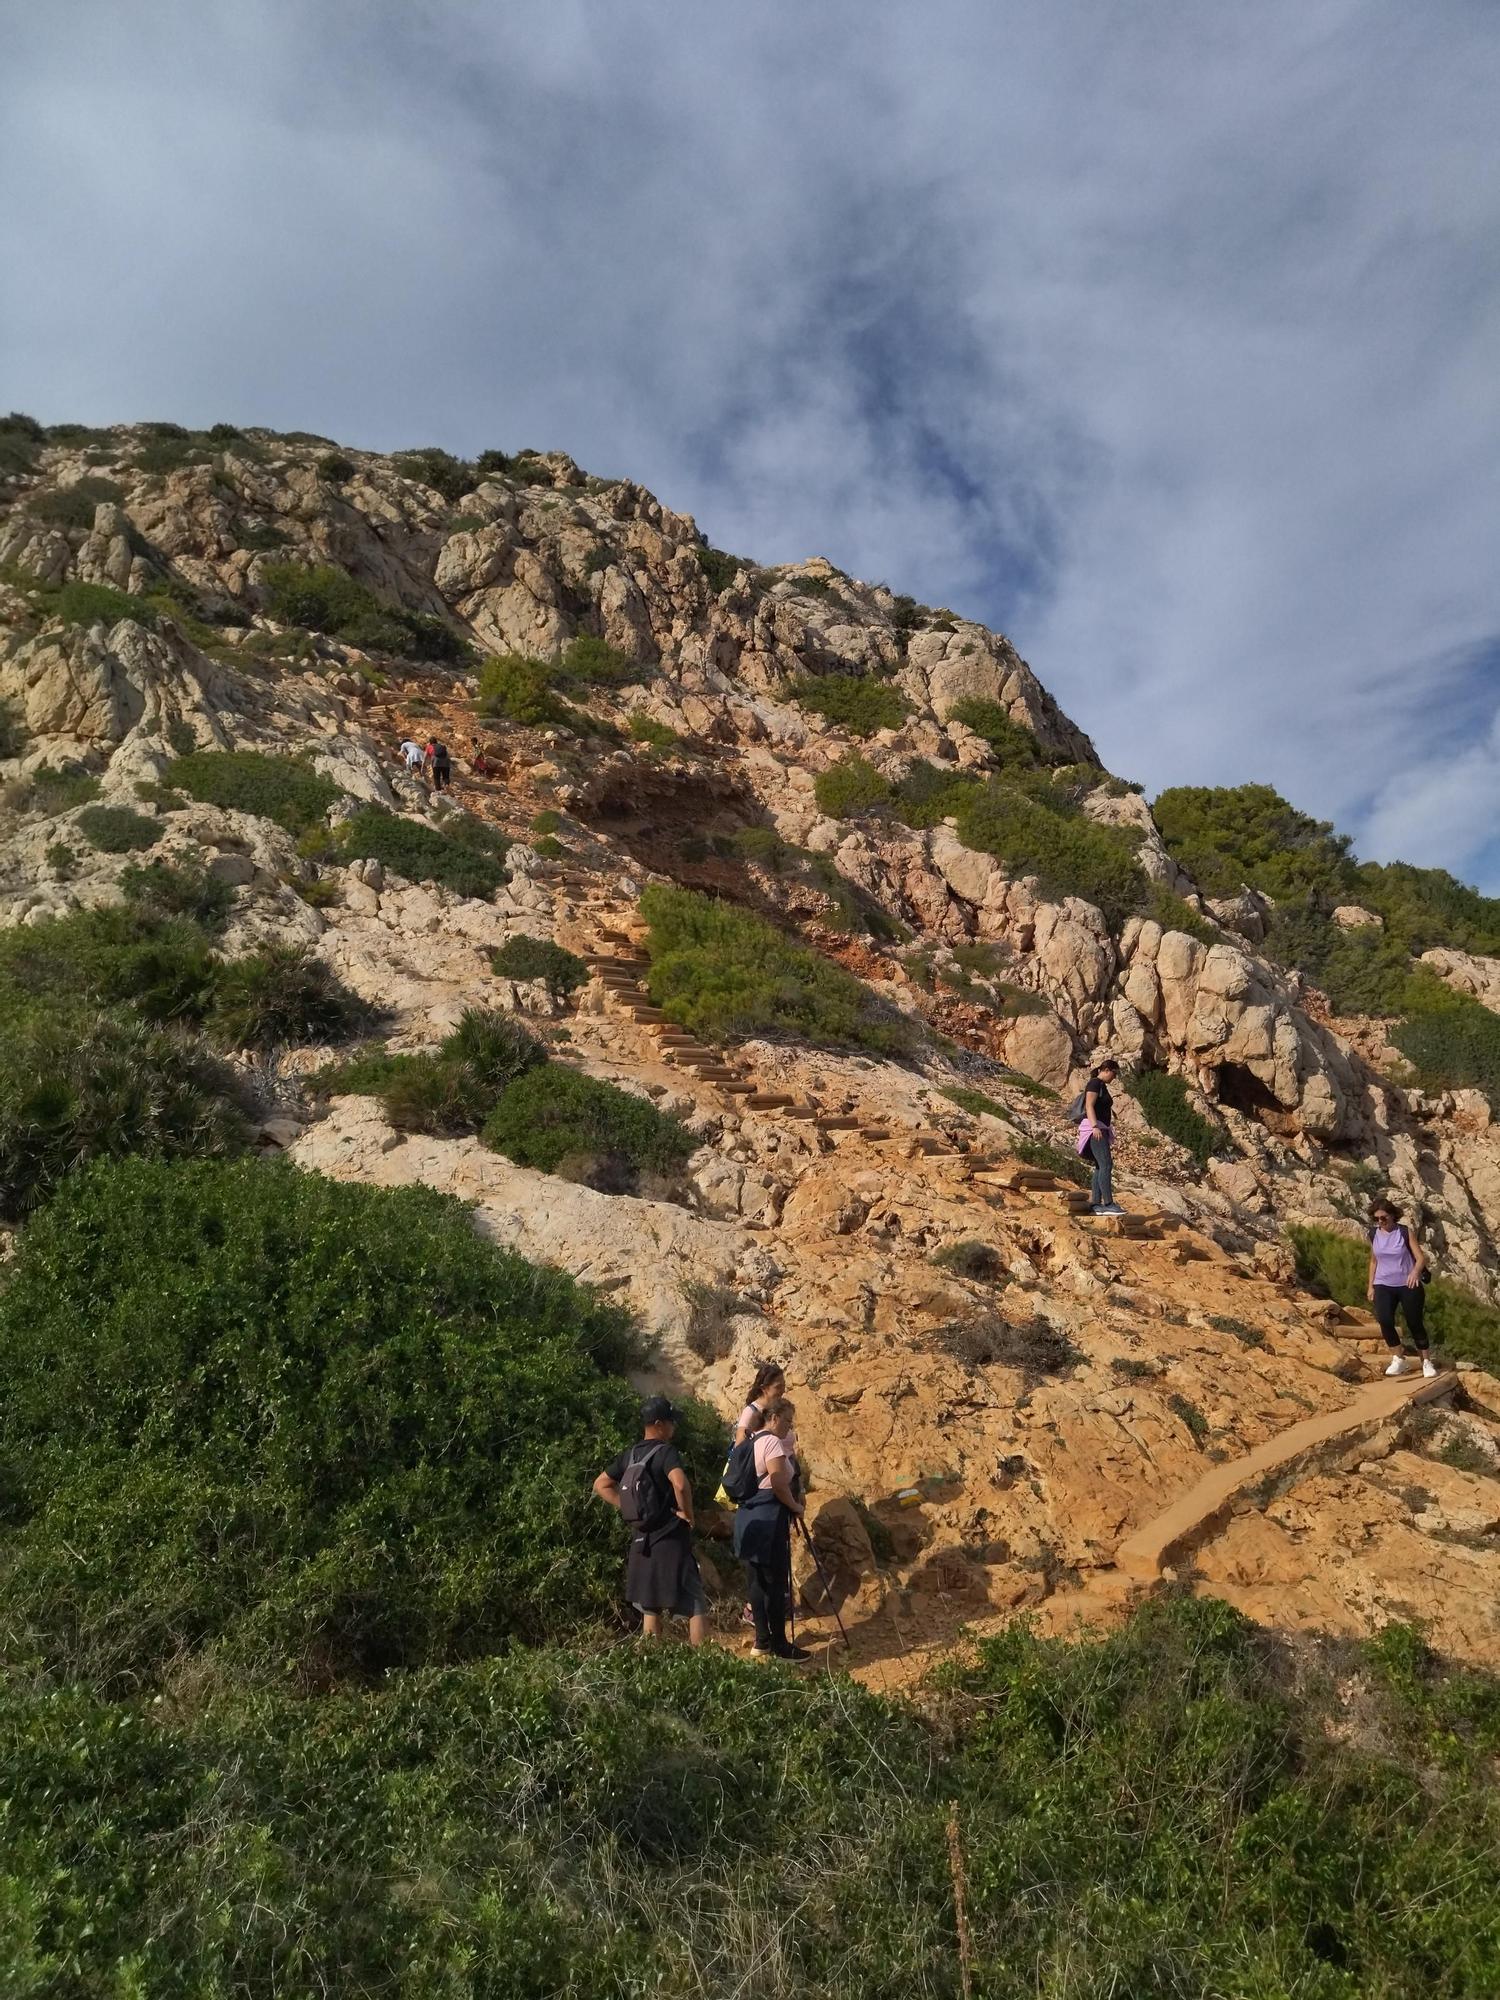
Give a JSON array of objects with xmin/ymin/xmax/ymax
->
[{"xmin": 641, "ymin": 1394, "xmax": 682, "ymax": 1424}]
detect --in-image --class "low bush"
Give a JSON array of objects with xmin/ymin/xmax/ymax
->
[
  {"xmin": 119, "ymin": 858, "xmax": 234, "ymax": 930},
  {"xmin": 26, "ymin": 476, "xmax": 122, "ymax": 527},
  {"xmin": 891, "ymin": 759, "xmax": 979, "ymax": 828},
  {"xmin": 954, "ymin": 776, "xmax": 1147, "ymax": 929},
  {"xmin": 0, "ymin": 1013, "xmax": 246, "ymax": 1219},
  {"xmin": 945, "ymin": 697, "xmax": 1044, "ymax": 766},
  {"xmin": 481, "ymin": 1064, "xmax": 695, "ymax": 1189},
  {"xmin": 1391, "ymin": 989, "xmax": 1500, "ymax": 1108},
  {"xmin": 682, "ymin": 1281, "xmax": 759, "ymax": 1363},
  {"xmin": 490, "ymin": 934, "xmax": 588, "ymax": 996},
  {"xmin": 931, "ymin": 1239, "xmax": 1007, "ymax": 1283},
  {"xmin": 75, "ymin": 803, "xmax": 161, "ymax": 854},
  {"xmin": 205, "ymin": 943, "xmax": 362, "ymax": 1051},
  {"xmin": 533, "ymin": 834, "xmax": 565, "ymax": 859},
  {"xmin": 931, "ymin": 1310, "xmax": 1081, "ymax": 1384},
  {"xmin": 557, "ymin": 634, "xmax": 648, "ymax": 687},
  {"xmin": 314, "ymin": 1010, "xmax": 545, "ymax": 1137},
  {"xmin": 0, "ymin": 696, "xmax": 26, "ymax": 761},
  {"xmin": 0, "ymin": 1157, "xmax": 646, "ymax": 1684},
  {"xmin": 261, "ymin": 561, "xmax": 463, "ymax": 663},
  {"xmin": 813, "ymin": 754, "xmax": 891, "ymax": 818},
  {"xmin": 57, "ymin": 580, "xmax": 155, "ymax": 630},
  {"xmin": 477, "ymin": 651, "xmax": 570, "ymax": 725},
  {"xmin": 640, "ymin": 884, "xmax": 915, "ymax": 1054},
  {"xmin": 1289, "ymin": 1223, "xmax": 1500, "ymax": 1375},
  {"xmin": 340, "ymin": 806, "xmax": 508, "ymax": 900},
  {"xmin": 390, "ymin": 448, "xmax": 477, "ymax": 501},
  {"xmin": 0, "ymin": 410, "xmax": 44, "ymax": 478},
  {"xmin": 1128, "ymin": 1068, "xmax": 1225, "ymax": 1166},
  {"xmin": 16, "ymin": 765, "xmax": 100, "ymax": 814},
  {"xmin": 0, "ymin": 1597, "xmax": 1496, "ymax": 1993},
  {"xmin": 627, "ymin": 712, "xmax": 678, "ymax": 749},
  {"xmin": 170, "ymin": 748, "xmax": 340, "ymax": 834},
  {"xmin": 316, "ymin": 451, "xmax": 355, "ymax": 482},
  {"xmin": 939, "ymin": 1083, "xmax": 1015, "ymax": 1123},
  {"xmin": 790, "ymin": 673, "xmax": 911, "ymax": 737},
  {"xmin": 1013, "ymin": 1134, "xmax": 1091, "ymax": 1187},
  {"xmin": 696, "ymin": 545, "xmax": 742, "ymax": 592},
  {"xmin": 0, "ymin": 906, "xmax": 218, "ymax": 1033},
  {"xmin": 1144, "ymin": 883, "xmax": 1217, "ymax": 944},
  {"xmin": 531, "ymin": 807, "xmax": 563, "ymax": 834}
]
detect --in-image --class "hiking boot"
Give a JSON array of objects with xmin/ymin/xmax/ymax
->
[
  {"xmin": 1093, "ymin": 1204, "xmax": 1126, "ymax": 1216},
  {"xmin": 1421, "ymin": 1356, "xmax": 1439, "ymax": 1378},
  {"xmin": 1384, "ymin": 1355, "xmax": 1413, "ymax": 1377},
  {"xmin": 773, "ymin": 1643, "xmax": 813, "ymax": 1663}
]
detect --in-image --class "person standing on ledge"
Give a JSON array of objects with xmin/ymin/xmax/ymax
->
[
  {"xmin": 593, "ymin": 1395, "xmax": 710, "ymax": 1644},
  {"xmin": 1367, "ymin": 1198, "xmax": 1438, "ymax": 1379},
  {"xmin": 1079, "ymin": 1057, "xmax": 1124, "ymax": 1216}
]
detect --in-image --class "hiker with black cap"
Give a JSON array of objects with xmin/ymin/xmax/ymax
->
[
  {"xmin": 593, "ymin": 1394, "xmax": 709, "ymax": 1645},
  {"xmin": 1076, "ymin": 1057, "xmax": 1124, "ymax": 1216}
]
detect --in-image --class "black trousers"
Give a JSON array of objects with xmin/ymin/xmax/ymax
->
[
  {"xmin": 1372, "ymin": 1282, "xmax": 1428, "ymax": 1351},
  {"xmin": 743, "ymin": 1545, "xmax": 792, "ymax": 1652}
]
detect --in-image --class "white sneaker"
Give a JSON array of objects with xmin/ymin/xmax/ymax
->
[
  {"xmin": 1422, "ymin": 1357, "xmax": 1439, "ymax": 1378},
  {"xmin": 1385, "ymin": 1355, "xmax": 1413, "ymax": 1377}
]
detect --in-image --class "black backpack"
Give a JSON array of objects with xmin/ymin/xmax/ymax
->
[
  {"xmin": 720, "ymin": 1431, "xmax": 766, "ymax": 1507},
  {"xmin": 431, "ymin": 740, "xmax": 449, "ymax": 761},
  {"xmin": 619, "ymin": 1442, "xmax": 675, "ymax": 1532}
]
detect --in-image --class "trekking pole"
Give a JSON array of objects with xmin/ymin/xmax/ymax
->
[{"xmin": 795, "ymin": 1515, "xmax": 851, "ymax": 1649}]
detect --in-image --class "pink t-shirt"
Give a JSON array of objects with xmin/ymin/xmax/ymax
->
[
  {"xmin": 738, "ymin": 1402, "xmax": 798, "ymax": 1454},
  {"xmin": 751, "ymin": 1430, "xmax": 793, "ymax": 1492}
]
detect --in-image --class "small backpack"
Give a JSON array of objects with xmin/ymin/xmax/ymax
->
[
  {"xmin": 618, "ymin": 1442, "xmax": 675, "ymax": 1532},
  {"xmin": 1065, "ymin": 1088, "xmax": 1089, "ymax": 1122},
  {"xmin": 719, "ymin": 1431, "xmax": 767, "ymax": 1507},
  {"xmin": 431, "ymin": 739, "xmax": 449, "ymax": 760}
]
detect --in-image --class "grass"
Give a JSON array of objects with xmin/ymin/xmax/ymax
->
[
  {"xmin": 1128, "ymin": 1068, "xmax": 1225, "ymax": 1166},
  {"xmin": 339, "ymin": 806, "xmax": 508, "ymax": 900},
  {"xmin": 1013, "ymin": 1134, "xmax": 1091, "ymax": 1187},
  {"xmin": 170, "ymin": 749, "xmax": 340, "ymax": 834},
  {"xmin": 1289, "ymin": 1223, "xmax": 1500, "ymax": 1375},
  {"xmin": 790, "ymin": 674, "xmax": 912, "ymax": 737},
  {"xmin": 639, "ymin": 884, "xmax": 916, "ymax": 1055},
  {"xmin": 939, "ymin": 1083, "xmax": 1015, "ymax": 1124},
  {"xmin": 57, "ymin": 580, "xmax": 156, "ymax": 631}
]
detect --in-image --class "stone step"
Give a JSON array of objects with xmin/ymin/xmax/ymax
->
[
  {"xmin": 815, "ymin": 1115, "xmax": 861, "ymax": 1131},
  {"xmin": 977, "ymin": 1167, "xmax": 1058, "ymax": 1192},
  {"xmin": 722, "ymin": 1080, "xmax": 758, "ymax": 1096},
  {"xmin": 747, "ymin": 1093, "xmax": 795, "ymax": 1110},
  {"xmin": 858, "ymin": 1126, "xmax": 891, "ymax": 1140},
  {"xmin": 628, "ymin": 1008, "xmax": 667, "ymax": 1023},
  {"xmin": 784, "ymin": 1104, "xmax": 819, "ymax": 1120},
  {"xmin": 688, "ymin": 1068, "xmax": 741, "ymax": 1083}
]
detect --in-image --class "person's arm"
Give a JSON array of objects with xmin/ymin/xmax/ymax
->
[
  {"xmin": 592, "ymin": 1471, "xmax": 622, "ymax": 1511},
  {"xmin": 667, "ymin": 1465, "xmax": 694, "ymax": 1528},
  {"xmin": 768, "ymin": 1456, "xmax": 804, "ymax": 1518},
  {"xmin": 1405, "ymin": 1227, "xmax": 1427, "ymax": 1288},
  {"xmin": 1366, "ymin": 1245, "xmax": 1376, "ymax": 1302}
]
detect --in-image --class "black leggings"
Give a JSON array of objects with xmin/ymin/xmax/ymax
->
[
  {"xmin": 743, "ymin": 1546, "xmax": 791, "ymax": 1652},
  {"xmin": 1372, "ymin": 1282, "xmax": 1428, "ymax": 1352}
]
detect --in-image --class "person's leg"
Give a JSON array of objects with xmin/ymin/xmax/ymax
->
[
  {"xmin": 640, "ymin": 1611, "xmax": 663, "ymax": 1639},
  {"xmin": 744, "ymin": 1559, "xmax": 781, "ymax": 1651},
  {"xmin": 1087, "ymin": 1136, "xmax": 1105, "ymax": 1209},
  {"xmin": 1398, "ymin": 1285, "xmax": 1430, "ymax": 1354},
  {"xmin": 1097, "ymin": 1131, "xmax": 1114, "ymax": 1208},
  {"xmin": 1371, "ymin": 1285, "xmax": 1401, "ymax": 1350},
  {"xmin": 687, "ymin": 1612, "xmax": 709, "ymax": 1646}
]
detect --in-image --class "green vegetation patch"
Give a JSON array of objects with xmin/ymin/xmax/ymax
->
[
  {"xmin": 261, "ymin": 561, "xmax": 463, "ymax": 664},
  {"xmin": 169, "ymin": 748, "xmax": 340, "ymax": 834},
  {"xmin": 491, "ymin": 934, "xmax": 589, "ymax": 996},
  {"xmin": 477, "ymin": 651, "xmax": 572, "ymax": 726},
  {"xmin": 790, "ymin": 673, "xmax": 912, "ymax": 737},
  {"xmin": 0, "ymin": 1157, "xmax": 646, "ymax": 1684},
  {"xmin": 1391, "ymin": 989, "xmax": 1500, "ymax": 1107},
  {"xmin": 26, "ymin": 476, "xmax": 123, "ymax": 527},
  {"xmin": 954, "ymin": 776, "xmax": 1147, "ymax": 929},
  {"xmin": 340, "ymin": 806, "xmax": 508, "ymax": 900},
  {"xmin": 119, "ymin": 858, "xmax": 234, "ymax": 930},
  {"xmin": 1013, "ymin": 1134, "xmax": 1091, "ymax": 1187},
  {"xmin": 317, "ymin": 1009, "xmax": 545, "ymax": 1138},
  {"xmin": 56, "ymin": 580, "xmax": 156, "ymax": 631},
  {"xmin": 891, "ymin": 759, "xmax": 980, "ymax": 828},
  {"xmin": 940, "ymin": 1083, "xmax": 1015, "ymax": 1124},
  {"xmin": 481, "ymin": 1064, "xmax": 695, "ymax": 1188},
  {"xmin": 1127, "ymin": 1069, "xmax": 1225, "ymax": 1166},
  {"xmin": 640, "ymin": 884, "xmax": 915, "ymax": 1054},
  {"xmin": 556, "ymin": 634, "xmax": 650, "ymax": 688},
  {"xmin": 696, "ymin": 545, "xmax": 743, "ymax": 592},
  {"xmin": 814, "ymin": 754, "xmax": 891, "ymax": 818},
  {"xmin": 75, "ymin": 804, "xmax": 161, "ymax": 854},
  {"xmin": 945, "ymin": 697, "xmax": 1045, "ymax": 766},
  {"xmin": 1144, "ymin": 883, "xmax": 1217, "ymax": 944},
  {"xmin": 1290, "ymin": 1223, "xmax": 1500, "ymax": 1375},
  {"xmin": 627, "ymin": 711, "xmax": 679, "ymax": 749}
]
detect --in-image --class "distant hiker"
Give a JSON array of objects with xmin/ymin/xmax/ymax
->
[
  {"xmin": 399, "ymin": 737, "xmax": 424, "ymax": 774},
  {"xmin": 426, "ymin": 738, "xmax": 452, "ymax": 791},
  {"xmin": 1077, "ymin": 1058, "xmax": 1123, "ymax": 1215},
  {"xmin": 731, "ymin": 1400, "xmax": 810, "ymax": 1663},
  {"xmin": 735, "ymin": 1360, "xmax": 792, "ymax": 1445},
  {"xmin": 471, "ymin": 734, "xmax": 491, "ymax": 778},
  {"xmin": 1367, "ymin": 1199, "xmax": 1437, "ymax": 1378},
  {"xmin": 593, "ymin": 1394, "xmax": 709, "ymax": 1644}
]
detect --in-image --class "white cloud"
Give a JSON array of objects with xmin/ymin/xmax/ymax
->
[{"xmin": 3, "ymin": 1, "xmax": 1498, "ymax": 879}]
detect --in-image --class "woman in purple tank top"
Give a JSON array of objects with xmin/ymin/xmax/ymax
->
[{"xmin": 1366, "ymin": 1197, "xmax": 1435, "ymax": 1378}]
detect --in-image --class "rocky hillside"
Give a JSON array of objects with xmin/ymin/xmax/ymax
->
[{"xmin": 1, "ymin": 412, "xmax": 1498, "ymax": 1670}]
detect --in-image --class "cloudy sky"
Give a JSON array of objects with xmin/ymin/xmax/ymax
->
[{"xmin": 5, "ymin": 2, "xmax": 1498, "ymax": 882}]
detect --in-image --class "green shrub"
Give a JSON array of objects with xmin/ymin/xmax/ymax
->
[
  {"xmin": 1391, "ymin": 990, "xmax": 1500, "ymax": 1107},
  {"xmin": 0, "ymin": 410, "xmax": 44, "ymax": 477},
  {"xmin": 558, "ymin": 634, "xmax": 648, "ymax": 687},
  {"xmin": 481, "ymin": 1064, "xmax": 694, "ymax": 1188},
  {"xmin": 583, "ymin": 543, "xmax": 614, "ymax": 576},
  {"xmin": 0, "ymin": 907, "xmax": 219, "ymax": 1034},
  {"xmin": 945, "ymin": 698, "xmax": 1044, "ymax": 766},
  {"xmin": 939, "ymin": 1083, "xmax": 1015, "ymax": 1124},
  {"xmin": 0, "ymin": 696, "xmax": 26, "ymax": 761},
  {"xmin": 44, "ymin": 841, "xmax": 75, "ymax": 877},
  {"xmin": 0, "ymin": 1012, "xmax": 245, "ymax": 1218},
  {"xmin": 1144, "ymin": 884, "xmax": 1217, "ymax": 944},
  {"xmin": 727, "ymin": 825, "xmax": 791, "ymax": 871},
  {"xmin": 533, "ymin": 834, "xmax": 565, "ymax": 859},
  {"xmin": 491, "ymin": 934, "xmax": 588, "ymax": 996},
  {"xmin": 932, "ymin": 1239, "xmax": 1007, "ymax": 1282},
  {"xmin": 1167, "ymin": 1391, "xmax": 1211, "ymax": 1442},
  {"xmin": 316, "ymin": 451, "xmax": 355, "ymax": 482},
  {"xmin": 1128, "ymin": 1069, "xmax": 1225, "ymax": 1166},
  {"xmin": 119, "ymin": 859, "xmax": 234, "ymax": 930},
  {"xmin": 390, "ymin": 448, "xmax": 477, "ymax": 501},
  {"xmin": 133, "ymin": 435, "xmax": 207, "ymax": 473},
  {"xmin": 56, "ymin": 580, "xmax": 155, "ymax": 630},
  {"xmin": 75, "ymin": 804, "xmax": 161, "ymax": 854},
  {"xmin": 0, "ymin": 1596, "xmax": 1496, "ymax": 1994},
  {"xmin": 239, "ymin": 520, "xmax": 289, "ymax": 550},
  {"xmin": 814, "ymin": 754, "xmax": 891, "ymax": 818},
  {"xmin": 1153, "ymin": 783, "xmax": 1354, "ymax": 903},
  {"xmin": 1263, "ymin": 900, "xmax": 1419, "ymax": 1016},
  {"xmin": 205, "ymin": 943, "xmax": 362, "ymax": 1051},
  {"xmin": 314, "ymin": 1011, "xmax": 545, "ymax": 1137},
  {"xmin": 0, "ymin": 1157, "xmax": 646, "ymax": 1682},
  {"xmin": 1013, "ymin": 1134, "xmax": 1091, "ymax": 1186},
  {"xmin": 261, "ymin": 562, "xmax": 462, "ymax": 663},
  {"xmin": 531, "ymin": 807, "xmax": 563, "ymax": 834},
  {"xmin": 170, "ymin": 748, "xmax": 339, "ymax": 833},
  {"xmin": 640, "ymin": 884, "xmax": 915, "ymax": 1054},
  {"xmin": 27, "ymin": 476, "xmax": 122, "ymax": 527},
  {"xmin": 477, "ymin": 651, "xmax": 569, "ymax": 725},
  {"xmin": 954, "ymin": 777, "xmax": 1147, "ymax": 928},
  {"xmin": 790, "ymin": 673, "xmax": 911, "ymax": 737},
  {"xmin": 627, "ymin": 712, "xmax": 678, "ymax": 749},
  {"xmin": 696, "ymin": 545, "xmax": 743, "ymax": 592},
  {"xmin": 1289, "ymin": 1223, "xmax": 1500, "ymax": 1375},
  {"xmin": 340, "ymin": 806, "xmax": 507, "ymax": 900},
  {"xmin": 891, "ymin": 760, "xmax": 980, "ymax": 828}
]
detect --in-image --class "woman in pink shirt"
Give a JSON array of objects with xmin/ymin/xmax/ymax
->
[
  {"xmin": 731, "ymin": 1402, "xmax": 809, "ymax": 1661},
  {"xmin": 1366, "ymin": 1198, "xmax": 1435, "ymax": 1379}
]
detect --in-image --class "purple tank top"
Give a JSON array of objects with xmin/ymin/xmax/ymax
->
[{"xmin": 1372, "ymin": 1226, "xmax": 1413, "ymax": 1287}]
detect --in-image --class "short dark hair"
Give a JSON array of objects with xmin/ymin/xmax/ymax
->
[
  {"xmin": 1371, "ymin": 1197, "xmax": 1401, "ymax": 1222},
  {"xmin": 1094, "ymin": 1057, "xmax": 1119, "ymax": 1075}
]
